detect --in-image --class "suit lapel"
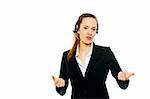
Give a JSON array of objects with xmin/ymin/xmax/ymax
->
[
  {"xmin": 84, "ymin": 43, "xmax": 101, "ymax": 77},
  {"xmin": 69, "ymin": 43, "xmax": 102, "ymax": 78},
  {"xmin": 69, "ymin": 54, "xmax": 84, "ymax": 77}
]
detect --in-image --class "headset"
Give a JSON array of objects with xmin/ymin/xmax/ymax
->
[{"xmin": 73, "ymin": 21, "xmax": 99, "ymax": 34}]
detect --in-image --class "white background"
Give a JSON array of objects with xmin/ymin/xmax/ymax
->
[{"xmin": 0, "ymin": 0, "xmax": 150, "ymax": 99}]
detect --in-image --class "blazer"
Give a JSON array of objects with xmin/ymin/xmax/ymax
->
[{"xmin": 56, "ymin": 43, "xmax": 129, "ymax": 99}]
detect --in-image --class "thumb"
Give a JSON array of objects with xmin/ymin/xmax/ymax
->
[
  {"xmin": 126, "ymin": 72, "xmax": 135, "ymax": 79},
  {"xmin": 52, "ymin": 75, "xmax": 57, "ymax": 81},
  {"xmin": 128, "ymin": 72, "xmax": 135, "ymax": 77},
  {"xmin": 131, "ymin": 72, "xmax": 135, "ymax": 76}
]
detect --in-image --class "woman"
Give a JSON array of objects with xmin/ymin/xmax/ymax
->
[{"xmin": 52, "ymin": 13, "xmax": 134, "ymax": 99}]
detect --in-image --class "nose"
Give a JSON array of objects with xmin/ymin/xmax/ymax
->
[{"xmin": 87, "ymin": 29, "xmax": 93, "ymax": 35}]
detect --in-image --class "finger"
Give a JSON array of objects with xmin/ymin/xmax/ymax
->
[
  {"xmin": 52, "ymin": 75, "xmax": 55, "ymax": 81},
  {"xmin": 126, "ymin": 72, "xmax": 135, "ymax": 79},
  {"xmin": 55, "ymin": 79, "xmax": 60, "ymax": 87},
  {"xmin": 59, "ymin": 81, "xmax": 63, "ymax": 87},
  {"xmin": 57, "ymin": 79, "xmax": 62, "ymax": 87},
  {"xmin": 52, "ymin": 75, "xmax": 58, "ymax": 82},
  {"xmin": 60, "ymin": 79, "xmax": 65, "ymax": 87},
  {"xmin": 131, "ymin": 73, "xmax": 135, "ymax": 76},
  {"xmin": 63, "ymin": 81, "xmax": 65, "ymax": 87},
  {"xmin": 129, "ymin": 72, "xmax": 135, "ymax": 76},
  {"xmin": 56, "ymin": 79, "xmax": 65, "ymax": 87},
  {"xmin": 118, "ymin": 72, "xmax": 126, "ymax": 81},
  {"xmin": 59, "ymin": 80, "xmax": 62, "ymax": 87}
]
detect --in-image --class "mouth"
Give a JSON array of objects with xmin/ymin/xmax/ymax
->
[{"xmin": 86, "ymin": 36, "xmax": 92, "ymax": 40}]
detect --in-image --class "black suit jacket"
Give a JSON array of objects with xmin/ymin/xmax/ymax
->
[{"xmin": 56, "ymin": 43, "xmax": 129, "ymax": 99}]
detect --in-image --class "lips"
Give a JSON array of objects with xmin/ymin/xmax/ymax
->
[{"xmin": 86, "ymin": 36, "xmax": 92, "ymax": 40}]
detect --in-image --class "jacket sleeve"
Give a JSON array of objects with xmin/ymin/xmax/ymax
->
[
  {"xmin": 56, "ymin": 52, "xmax": 69, "ymax": 95},
  {"xmin": 107, "ymin": 47, "xmax": 129, "ymax": 89}
]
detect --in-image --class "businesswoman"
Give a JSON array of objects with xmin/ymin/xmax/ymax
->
[{"xmin": 52, "ymin": 13, "xmax": 134, "ymax": 99}]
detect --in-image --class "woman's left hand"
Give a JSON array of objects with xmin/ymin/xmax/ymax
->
[{"xmin": 118, "ymin": 71, "xmax": 135, "ymax": 81}]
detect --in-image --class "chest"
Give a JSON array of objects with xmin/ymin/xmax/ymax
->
[{"xmin": 68, "ymin": 56, "xmax": 109, "ymax": 80}]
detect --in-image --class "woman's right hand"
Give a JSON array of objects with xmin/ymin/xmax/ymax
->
[{"xmin": 52, "ymin": 75, "xmax": 65, "ymax": 87}]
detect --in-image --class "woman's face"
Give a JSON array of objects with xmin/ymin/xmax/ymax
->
[{"xmin": 78, "ymin": 17, "xmax": 97, "ymax": 45}]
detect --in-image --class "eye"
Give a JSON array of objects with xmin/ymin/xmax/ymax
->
[
  {"xmin": 83, "ymin": 26, "xmax": 88, "ymax": 29},
  {"xmin": 92, "ymin": 28, "xmax": 96, "ymax": 31}
]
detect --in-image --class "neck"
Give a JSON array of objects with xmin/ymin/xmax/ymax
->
[{"xmin": 79, "ymin": 42, "xmax": 92, "ymax": 54}]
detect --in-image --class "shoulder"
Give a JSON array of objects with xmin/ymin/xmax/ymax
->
[
  {"xmin": 61, "ymin": 50, "xmax": 70, "ymax": 59},
  {"xmin": 63, "ymin": 50, "xmax": 70, "ymax": 55},
  {"xmin": 94, "ymin": 44, "xmax": 116, "ymax": 58},
  {"xmin": 94, "ymin": 44, "xmax": 111, "ymax": 51},
  {"xmin": 93, "ymin": 44, "xmax": 115, "ymax": 56}
]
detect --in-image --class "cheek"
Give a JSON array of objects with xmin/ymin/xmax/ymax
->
[
  {"xmin": 93, "ymin": 33, "xmax": 96, "ymax": 37},
  {"xmin": 79, "ymin": 34, "xmax": 83, "ymax": 40},
  {"xmin": 80, "ymin": 33, "xmax": 86, "ymax": 39}
]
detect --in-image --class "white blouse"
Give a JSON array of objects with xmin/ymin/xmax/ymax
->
[{"xmin": 75, "ymin": 43, "xmax": 93, "ymax": 77}]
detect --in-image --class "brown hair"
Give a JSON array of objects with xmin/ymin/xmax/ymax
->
[{"xmin": 67, "ymin": 13, "xmax": 98, "ymax": 61}]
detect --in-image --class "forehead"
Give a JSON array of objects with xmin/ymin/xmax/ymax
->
[{"xmin": 81, "ymin": 17, "xmax": 97, "ymax": 27}]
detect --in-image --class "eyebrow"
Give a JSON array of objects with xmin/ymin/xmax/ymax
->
[{"xmin": 82, "ymin": 25, "xmax": 97, "ymax": 28}]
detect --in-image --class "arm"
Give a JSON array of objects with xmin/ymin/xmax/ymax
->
[
  {"xmin": 56, "ymin": 52, "xmax": 70, "ymax": 95},
  {"xmin": 106, "ymin": 47, "xmax": 129, "ymax": 89}
]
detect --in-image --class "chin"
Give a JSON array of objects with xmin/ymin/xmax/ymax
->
[
  {"xmin": 81, "ymin": 40, "xmax": 93, "ymax": 45},
  {"xmin": 84, "ymin": 42, "xmax": 92, "ymax": 45}
]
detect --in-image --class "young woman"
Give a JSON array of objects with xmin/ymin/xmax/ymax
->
[{"xmin": 52, "ymin": 13, "xmax": 134, "ymax": 99}]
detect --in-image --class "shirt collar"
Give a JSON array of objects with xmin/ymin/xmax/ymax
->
[{"xmin": 75, "ymin": 43, "xmax": 93, "ymax": 57}]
